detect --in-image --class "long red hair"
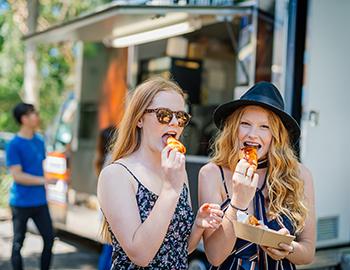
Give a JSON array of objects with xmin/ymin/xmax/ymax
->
[{"xmin": 101, "ymin": 76, "xmax": 184, "ymax": 242}]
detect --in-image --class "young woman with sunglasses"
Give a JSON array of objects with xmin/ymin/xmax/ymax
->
[
  {"xmin": 198, "ymin": 82, "xmax": 315, "ymax": 269},
  {"xmin": 97, "ymin": 77, "xmax": 223, "ymax": 269}
]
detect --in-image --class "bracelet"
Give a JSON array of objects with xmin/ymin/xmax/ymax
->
[{"xmin": 229, "ymin": 202, "xmax": 248, "ymax": 212}]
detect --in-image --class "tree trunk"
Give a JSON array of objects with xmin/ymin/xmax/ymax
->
[{"xmin": 24, "ymin": 0, "xmax": 39, "ymax": 107}]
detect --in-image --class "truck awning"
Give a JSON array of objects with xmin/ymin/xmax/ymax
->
[{"xmin": 23, "ymin": 3, "xmax": 254, "ymax": 45}]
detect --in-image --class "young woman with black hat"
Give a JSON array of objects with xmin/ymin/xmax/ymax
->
[{"xmin": 198, "ymin": 81, "xmax": 316, "ymax": 269}]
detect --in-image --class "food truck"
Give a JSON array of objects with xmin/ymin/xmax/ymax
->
[{"xmin": 24, "ymin": 0, "xmax": 350, "ymax": 268}]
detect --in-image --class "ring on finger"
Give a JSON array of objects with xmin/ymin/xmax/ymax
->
[{"xmin": 246, "ymin": 167, "xmax": 253, "ymax": 176}]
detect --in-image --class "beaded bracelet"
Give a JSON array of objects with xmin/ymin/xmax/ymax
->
[{"xmin": 229, "ymin": 202, "xmax": 248, "ymax": 212}]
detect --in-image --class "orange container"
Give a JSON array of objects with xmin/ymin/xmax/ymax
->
[{"xmin": 44, "ymin": 152, "xmax": 70, "ymax": 181}]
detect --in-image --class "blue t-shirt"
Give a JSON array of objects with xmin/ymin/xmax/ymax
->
[{"xmin": 6, "ymin": 134, "xmax": 47, "ymax": 207}]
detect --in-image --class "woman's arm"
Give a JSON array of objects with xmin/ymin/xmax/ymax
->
[
  {"xmin": 184, "ymin": 174, "xmax": 223, "ymax": 254},
  {"xmin": 98, "ymin": 164, "xmax": 181, "ymax": 267},
  {"xmin": 187, "ymin": 203, "xmax": 223, "ymax": 253},
  {"xmin": 286, "ymin": 164, "xmax": 316, "ymax": 264},
  {"xmin": 198, "ymin": 163, "xmax": 239, "ymax": 266},
  {"xmin": 184, "ymin": 177, "xmax": 202, "ymax": 253},
  {"xmin": 199, "ymin": 161, "xmax": 258, "ymax": 266},
  {"xmin": 188, "ymin": 223, "xmax": 205, "ymax": 254},
  {"xmin": 261, "ymin": 164, "xmax": 316, "ymax": 264}
]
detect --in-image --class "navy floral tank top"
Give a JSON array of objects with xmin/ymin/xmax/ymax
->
[
  {"xmin": 109, "ymin": 162, "xmax": 195, "ymax": 269},
  {"xmin": 209, "ymin": 166, "xmax": 296, "ymax": 270}
]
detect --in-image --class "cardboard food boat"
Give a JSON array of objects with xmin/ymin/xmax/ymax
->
[{"xmin": 233, "ymin": 213, "xmax": 295, "ymax": 249}]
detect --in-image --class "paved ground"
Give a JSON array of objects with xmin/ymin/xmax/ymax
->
[
  {"xmin": 2, "ymin": 206, "xmax": 350, "ymax": 270},
  {"xmin": 0, "ymin": 217, "xmax": 100, "ymax": 270}
]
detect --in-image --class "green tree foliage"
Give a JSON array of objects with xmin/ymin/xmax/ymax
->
[
  {"xmin": 0, "ymin": 2, "xmax": 24, "ymax": 131},
  {"xmin": 0, "ymin": 0, "xmax": 109, "ymax": 132}
]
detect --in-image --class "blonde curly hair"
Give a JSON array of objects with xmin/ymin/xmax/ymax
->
[{"xmin": 211, "ymin": 106, "xmax": 307, "ymax": 234}]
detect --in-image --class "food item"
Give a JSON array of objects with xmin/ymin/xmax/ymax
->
[
  {"xmin": 248, "ymin": 215, "xmax": 260, "ymax": 226},
  {"xmin": 233, "ymin": 214, "xmax": 295, "ymax": 248},
  {"xmin": 237, "ymin": 212, "xmax": 264, "ymax": 228},
  {"xmin": 239, "ymin": 146, "xmax": 258, "ymax": 170},
  {"xmin": 166, "ymin": 136, "xmax": 186, "ymax": 154},
  {"xmin": 201, "ymin": 203, "xmax": 210, "ymax": 211}
]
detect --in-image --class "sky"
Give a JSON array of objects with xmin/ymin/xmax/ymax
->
[{"xmin": 0, "ymin": 1, "xmax": 9, "ymax": 15}]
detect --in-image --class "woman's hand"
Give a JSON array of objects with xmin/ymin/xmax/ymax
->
[
  {"xmin": 195, "ymin": 203, "xmax": 224, "ymax": 230},
  {"xmin": 230, "ymin": 159, "xmax": 259, "ymax": 209},
  {"xmin": 161, "ymin": 145, "xmax": 187, "ymax": 193},
  {"xmin": 261, "ymin": 228, "xmax": 295, "ymax": 260}
]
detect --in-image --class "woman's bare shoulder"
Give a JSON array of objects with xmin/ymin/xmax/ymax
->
[
  {"xmin": 100, "ymin": 160, "xmax": 128, "ymax": 178},
  {"xmin": 298, "ymin": 162, "xmax": 313, "ymax": 181},
  {"xmin": 297, "ymin": 163, "xmax": 315, "ymax": 196},
  {"xmin": 199, "ymin": 162, "xmax": 222, "ymax": 186},
  {"xmin": 200, "ymin": 162, "xmax": 220, "ymax": 175},
  {"xmin": 98, "ymin": 160, "xmax": 137, "ymax": 192}
]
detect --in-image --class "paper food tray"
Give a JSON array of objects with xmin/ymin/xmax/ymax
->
[{"xmin": 232, "ymin": 220, "xmax": 295, "ymax": 249}]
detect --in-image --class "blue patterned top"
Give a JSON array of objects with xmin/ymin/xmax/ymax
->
[
  {"xmin": 209, "ymin": 166, "xmax": 296, "ymax": 270},
  {"xmin": 109, "ymin": 162, "xmax": 195, "ymax": 270}
]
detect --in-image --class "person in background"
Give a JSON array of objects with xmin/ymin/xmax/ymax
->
[
  {"xmin": 95, "ymin": 126, "xmax": 116, "ymax": 175},
  {"xmin": 94, "ymin": 126, "xmax": 116, "ymax": 270},
  {"xmin": 199, "ymin": 82, "xmax": 316, "ymax": 269},
  {"xmin": 97, "ymin": 77, "xmax": 223, "ymax": 269},
  {"xmin": 6, "ymin": 102, "xmax": 54, "ymax": 270}
]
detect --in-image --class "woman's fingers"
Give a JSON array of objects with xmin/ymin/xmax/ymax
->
[
  {"xmin": 261, "ymin": 245, "xmax": 290, "ymax": 260},
  {"xmin": 233, "ymin": 164, "xmax": 258, "ymax": 186},
  {"xmin": 234, "ymin": 159, "xmax": 250, "ymax": 178},
  {"xmin": 278, "ymin": 228, "xmax": 290, "ymax": 235},
  {"xmin": 208, "ymin": 220, "xmax": 221, "ymax": 229},
  {"xmin": 260, "ymin": 246, "xmax": 269, "ymax": 254},
  {"xmin": 246, "ymin": 166, "xmax": 254, "ymax": 178},
  {"xmin": 161, "ymin": 145, "xmax": 172, "ymax": 163},
  {"xmin": 209, "ymin": 209, "xmax": 224, "ymax": 217},
  {"xmin": 179, "ymin": 152, "xmax": 185, "ymax": 166},
  {"xmin": 234, "ymin": 160, "xmax": 259, "ymax": 186},
  {"xmin": 174, "ymin": 151, "xmax": 181, "ymax": 165},
  {"xmin": 199, "ymin": 203, "xmax": 223, "ymax": 217},
  {"xmin": 251, "ymin": 173, "xmax": 259, "ymax": 188},
  {"xmin": 209, "ymin": 215, "xmax": 223, "ymax": 223},
  {"xmin": 208, "ymin": 214, "xmax": 223, "ymax": 227},
  {"xmin": 167, "ymin": 148, "xmax": 177, "ymax": 161},
  {"xmin": 199, "ymin": 203, "xmax": 210, "ymax": 212},
  {"xmin": 267, "ymin": 247, "xmax": 289, "ymax": 257},
  {"xmin": 196, "ymin": 216, "xmax": 222, "ymax": 229},
  {"xmin": 261, "ymin": 246, "xmax": 278, "ymax": 260},
  {"xmin": 207, "ymin": 203, "xmax": 221, "ymax": 210},
  {"xmin": 278, "ymin": 242, "xmax": 294, "ymax": 253},
  {"xmin": 163, "ymin": 147, "xmax": 186, "ymax": 168},
  {"xmin": 162, "ymin": 146, "xmax": 177, "ymax": 165}
]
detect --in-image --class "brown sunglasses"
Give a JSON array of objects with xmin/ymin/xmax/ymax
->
[{"xmin": 144, "ymin": 107, "xmax": 191, "ymax": 127}]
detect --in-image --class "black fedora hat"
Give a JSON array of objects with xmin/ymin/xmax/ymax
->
[{"xmin": 213, "ymin": 81, "xmax": 301, "ymax": 145}]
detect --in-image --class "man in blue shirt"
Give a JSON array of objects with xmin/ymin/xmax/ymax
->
[{"xmin": 6, "ymin": 102, "xmax": 54, "ymax": 270}]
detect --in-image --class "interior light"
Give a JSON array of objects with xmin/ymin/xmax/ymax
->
[{"xmin": 109, "ymin": 20, "xmax": 201, "ymax": 48}]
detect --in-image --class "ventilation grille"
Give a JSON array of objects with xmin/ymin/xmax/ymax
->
[{"xmin": 317, "ymin": 216, "xmax": 339, "ymax": 241}]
